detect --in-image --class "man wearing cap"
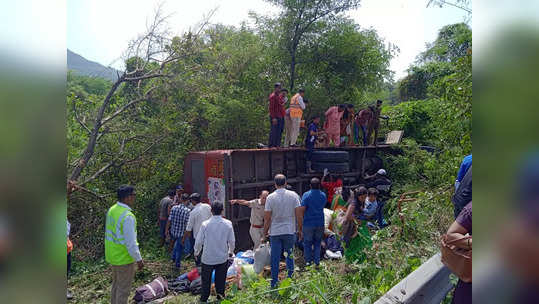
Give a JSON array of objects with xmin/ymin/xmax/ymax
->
[
  {"xmin": 182, "ymin": 193, "xmax": 212, "ymax": 266},
  {"xmin": 172, "ymin": 184, "xmax": 184, "ymax": 205},
  {"xmin": 364, "ymin": 169, "xmax": 392, "ymax": 189},
  {"xmin": 268, "ymin": 82, "xmax": 285, "ymax": 148}
]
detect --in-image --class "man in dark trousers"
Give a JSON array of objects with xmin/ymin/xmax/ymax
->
[
  {"xmin": 194, "ymin": 202, "xmax": 235, "ymax": 303},
  {"xmin": 268, "ymin": 82, "xmax": 285, "ymax": 147},
  {"xmin": 367, "ymin": 100, "xmax": 383, "ymax": 145},
  {"xmin": 298, "ymin": 178, "xmax": 327, "ymax": 268}
]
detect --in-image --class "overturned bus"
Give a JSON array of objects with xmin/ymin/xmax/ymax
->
[{"xmin": 182, "ymin": 145, "xmax": 395, "ymax": 251}]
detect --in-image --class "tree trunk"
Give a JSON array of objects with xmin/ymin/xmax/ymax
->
[
  {"xmin": 69, "ymin": 79, "xmax": 123, "ymax": 182},
  {"xmin": 289, "ymin": 51, "xmax": 296, "ymax": 92}
]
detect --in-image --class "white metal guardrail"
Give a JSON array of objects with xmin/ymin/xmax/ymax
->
[{"xmin": 374, "ymin": 252, "xmax": 454, "ymax": 304}]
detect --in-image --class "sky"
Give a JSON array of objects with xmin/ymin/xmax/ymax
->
[{"xmin": 66, "ymin": 0, "xmax": 469, "ymax": 80}]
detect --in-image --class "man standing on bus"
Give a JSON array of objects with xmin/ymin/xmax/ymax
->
[
  {"xmin": 287, "ymin": 88, "xmax": 306, "ymax": 147},
  {"xmin": 268, "ymin": 83, "xmax": 285, "ymax": 147}
]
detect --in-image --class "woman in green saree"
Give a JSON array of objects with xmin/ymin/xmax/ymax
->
[{"xmin": 342, "ymin": 187, "xmax": 373, "ymax": 263}]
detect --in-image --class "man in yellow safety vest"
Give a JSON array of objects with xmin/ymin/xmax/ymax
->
[
  {"xmin": 105, "ymin": 185, "xmax": 144, "ymax": 304},
  {"xmin": 287, "ymin": 88, "xmax": 306, "ymax": 147}
]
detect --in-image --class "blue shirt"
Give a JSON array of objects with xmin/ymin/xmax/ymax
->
[
  {"xmin": 305, "ymin": 123, "xmax": 318, "ymax": 147},
  {"xmin": 301, "ymin": 189, "xmax": 327, "ymax": 227},
  {"xmin": 363, "ymin": 199, "xmax": 378, "ymax": 218},
  {"xmin": 456, "ymin": 154, "xmax": 472, "ymax": 182}
]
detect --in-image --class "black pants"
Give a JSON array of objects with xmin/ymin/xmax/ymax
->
[
  {"xmin": 268, "ymin": 117, "xmax": 284, "ymax": 147},
  {"xmin": 195, "ymin": 244, "xmax": 203, "ymax": 267},
  {"xmin": 67, "ymin": 252, "xmax": 71, "ymax": 276},
  {"xmin": 200, "ymin": 261, "xmax": 228, "ymax": 302}
]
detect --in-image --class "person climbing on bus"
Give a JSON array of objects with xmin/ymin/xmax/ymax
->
[
  {"xmin": 305, "ymin": 115, "xmax": 320, "ymax": 173},
  {"xmin": 364, "ymin": 169, "xmax": 392, "ymax": 193}
]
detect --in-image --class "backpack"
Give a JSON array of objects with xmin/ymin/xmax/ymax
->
[{"xmin": 133, "ymin": 276, "xmax": 168, "ymax": 303}]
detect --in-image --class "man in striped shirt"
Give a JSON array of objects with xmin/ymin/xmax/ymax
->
[{"xmin": 166, "ymin": 200, "xmax": 191, "ymax": 268}]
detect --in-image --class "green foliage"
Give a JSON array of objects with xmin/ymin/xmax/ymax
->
[
  {"xmin": 396, "ymin": 61, "xmax": 454, "ymax": 102},
  {"xmin": 419, "ymin": 23, "xmax": 472, "ymax": 63},
  {"xmin": 396, "ymin": 22, "xmax": 471, "ymax": 103},
  {"xmin": 67, "ymin": 14, "xmax": 470, "ymax": 304}
]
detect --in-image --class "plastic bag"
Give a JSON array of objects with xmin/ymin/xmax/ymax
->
[
  {"xmin": 253, "ymin": 243, "xmax": 271, "ymax": 274},
  {"xmin": 227, "ymin": 265, "xmax": 237, "ymax": 277},
  {"xmin": 235, "ymin": 251, "xmax": 254, "ymax": 264},
  {"xmin": 240, "ymin": 264, "xmax": 257, "ymax": 287}
]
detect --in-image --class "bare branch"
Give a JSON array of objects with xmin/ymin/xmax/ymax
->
[
  {"xmin": 79, "ymin": 135, "xmax": 164, "ymax": 186},
  {"xmin": 80, "ymin": 162, "xmax": 114, "ymax": 187},
  {"xmin": 123, "ymin": 72, "xmax": 170, "ymax": 82},
  {"xmin": 194, "ymin": 7, "xmax": 218, "ymax": 37},
  {"xmin": 427, "ymin": 0, "xmax": 472, "ymax": 14},
  {"xmin": 67, "ymin": 181, "xmax": 106, "ymax": 200},
  {"xmin": 72, "ymin": 97, "xmax": 91, "ymax": 134},
  {"xmin": 101, "ymin": 86, "xmax": 157, "ymax": 126},
  {"xmin": 69, "ymin": 77, "xmax": 123, "ymax": 182}
]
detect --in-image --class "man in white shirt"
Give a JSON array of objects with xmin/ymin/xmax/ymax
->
[
  {"xmin": 194, "ymin": 202, "xmax": 235, "ymax": 303},
  {"xmin": 181, "ymin": 193, "xmax": 211, "ymax": 266},
  {"xmin": 105, "ymin": 185, "xmax": 144, "ymax": 304},
  {"xmin": 262, "ymin": 174, "xmax": 303, "ymax": 288}
]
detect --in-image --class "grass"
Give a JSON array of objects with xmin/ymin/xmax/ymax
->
[{"xmin": 68, "ymin": 185, "xmax": 455, "ymax": 304}]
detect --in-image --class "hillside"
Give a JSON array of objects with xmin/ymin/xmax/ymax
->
[{"xmin": 67, "ymin": 49, "xmax": 118, "ymax": 81}]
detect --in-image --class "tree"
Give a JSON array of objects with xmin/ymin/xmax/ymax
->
[
  {"xmin": 396, "ymin": 22, "xmax": 471, "ymax": 102},
  {"xmin": 418, "ymin": 23, "xmax": 471, "ymax": 63},
  {"xmin": 265, "ymin": 0, "xmax": 361, "ymax": 91},
  {"xmin": 397, "ymin": 61, "xmax": 454, "ymax": 102},
  {"xmin": 299, "ymin": 17, "xmax": 394, "ymax": 107},
  {"xmin": 67, "ymin": 7, "xmax": 213, "ymax": 193}
]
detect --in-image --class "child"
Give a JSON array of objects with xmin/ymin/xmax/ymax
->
[{"xmin": 359, "ymin": 188, "xmax": 379, "ymax": 220}]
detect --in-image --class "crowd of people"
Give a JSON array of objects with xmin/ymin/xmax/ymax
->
[
  {"xmin": 64, "ymin": 80, "xmax": 470, "ymax": 303},
  {"xmin": 92, "ymin": 166, "xmax": 394, "ymax": 303},
  {"xmin": 64, "ymin": 154, "xmax": 470, "ymax": 303},
  {"xmin": 267, "ymin": 82, "xmax": 385, "ymax": 150}
]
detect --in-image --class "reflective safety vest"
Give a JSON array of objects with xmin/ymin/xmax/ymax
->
[
  {"xmin": 289, "ymin": 93, "xmax": 303, "ymax": 118},
  {"xmin": 105, "ymin": 203, "xmax": 138, "ymax": 265}
]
